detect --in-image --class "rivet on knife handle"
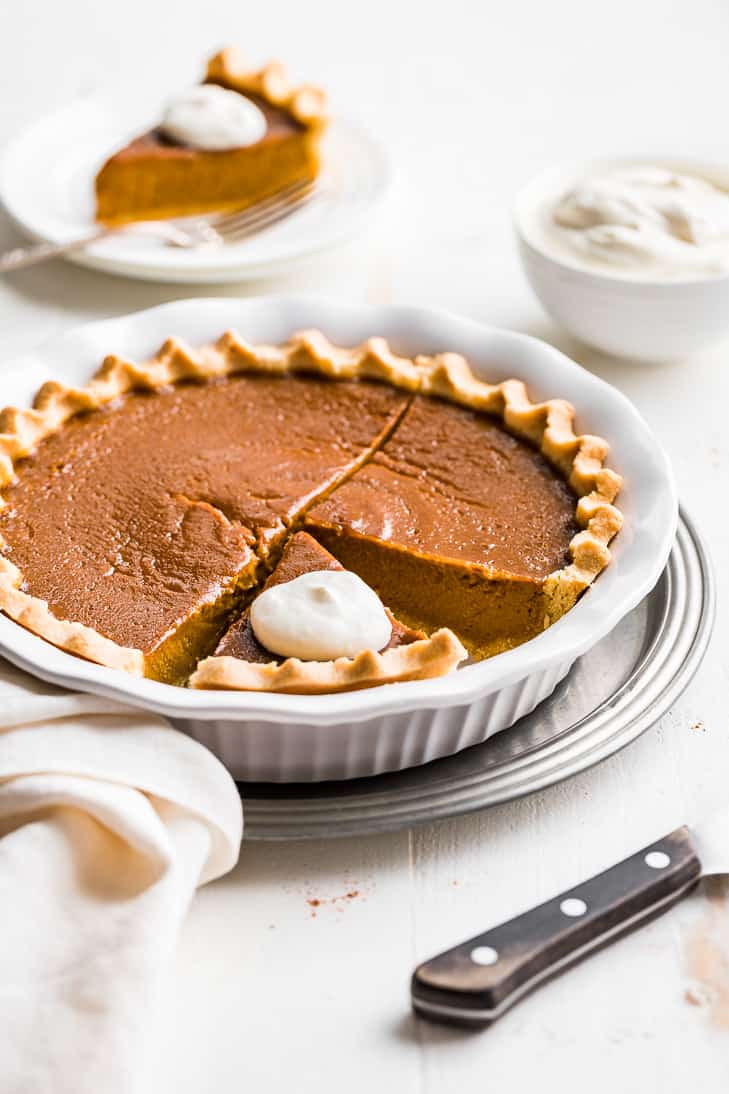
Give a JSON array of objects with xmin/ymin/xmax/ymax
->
[{"xmin": 411, "ymin": 826, "xmax": 702, "ymax": 1028}]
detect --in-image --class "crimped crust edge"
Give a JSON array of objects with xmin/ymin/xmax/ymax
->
[
  {"xmin": 206, "ymin": 48, "xmax": 328, "ymax": 127},
  {"xmin": 189, "ymin": 628, "xmax": 468, "ymax": 693},
  {"xmin": 415, "ymin": 351, "xmax": 623, "ymax": 622}
]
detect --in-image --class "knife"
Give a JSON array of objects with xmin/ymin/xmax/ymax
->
[{"xmin": 411, "ymin": 814, "xmax": 727, "ymax": 1027}]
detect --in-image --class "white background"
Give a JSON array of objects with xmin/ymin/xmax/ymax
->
[{"xmin": 2, "ymin": 1, "xmax": 729, "ymax": 1090}]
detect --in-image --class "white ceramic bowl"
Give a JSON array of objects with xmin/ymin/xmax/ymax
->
[
  {"xmin": 514, "ymin": 158, "xmax": 729, "ymax": 362},
  {"xmin": 0, "ymin": 297, "xmax": 677, "ymax": 781}
]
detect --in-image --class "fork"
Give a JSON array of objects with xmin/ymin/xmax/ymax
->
[{"xmin": 0, "ymin": 178, "xmax": 318, "ymax": 274}]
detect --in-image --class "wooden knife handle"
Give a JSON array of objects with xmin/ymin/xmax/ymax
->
[{"xmin": 411, "ymin": 826, "xmax": 701, "ymax": 1028}]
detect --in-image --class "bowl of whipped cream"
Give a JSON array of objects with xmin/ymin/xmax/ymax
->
[{"xmin": 515, "ymin": 159, "xmax": 729, "ymax": 361}]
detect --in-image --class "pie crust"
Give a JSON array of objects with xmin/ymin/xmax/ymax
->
[
  {"xmin": 205, "ymin": 48, "xmax": 327, "ymax": 126},
  {"xmin": 0, "ymin": 330, "xmax": 622, "ymax": 691},
  {"xmin": 190, "ymin": 628, "xmax": 467, "ymax": 694}
]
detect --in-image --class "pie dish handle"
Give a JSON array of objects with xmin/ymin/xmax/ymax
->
[{"xmin": 410, "ymin": 826, "xmax": 701, "ymax": 1028}]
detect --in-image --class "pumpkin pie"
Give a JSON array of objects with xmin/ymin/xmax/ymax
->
[
  {"xmin": 95, "ymin": 49, "xmax": 327, "ymax": 226},
  {"xmin": 190, "ymin": 531, "xmax": 466, "ymax": 693},
  {"xmin": 0, "ymin": 330, "xmax": 622, "ymax": 693}
]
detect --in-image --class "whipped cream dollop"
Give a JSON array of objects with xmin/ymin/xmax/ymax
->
[
  {"xmin": 159, "ymin": 84, "xmax": 267, "ymax": 151},
  {"xmin": 249, "ymin": 570, "xmax": 392, "ymax": 661},
  {"xmin": 548, "ymin": 167, "xmax": 729, "ymax": 279}
]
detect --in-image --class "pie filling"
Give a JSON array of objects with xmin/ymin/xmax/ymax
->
[
  {"xmin": 96, "ymin": 99, "xmax": 320, "ymax": 225},
  {"xmin": 306, "ymin": 395, "xmax": 579, "ymax": 658},
  {"xmin": 0, "ymin": 344, "xmax": 613, "ymax": 690},
  {"xmin": 301, "ymin": 529, "xmax": 548, "ymax": 659}
]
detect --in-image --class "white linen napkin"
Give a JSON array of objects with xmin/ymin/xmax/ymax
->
[{"xmin": 0, "ymin": 658, "xmax": 243, "ymax": 1094}]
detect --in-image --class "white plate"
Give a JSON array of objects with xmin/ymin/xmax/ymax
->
[
  {"xmin": 0, "ymin": 298, "xmax": 678, "ymax": 780},
  {"xmin": 0, "ymin": 94, "xmax": 390, "ymax": 283}
]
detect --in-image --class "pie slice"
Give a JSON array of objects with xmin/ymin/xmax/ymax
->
[
  {"xmin": 190, "ymin": 531, "xmax": 467, "ymax": 693},
  {"xmin": 0, "ymin": 332, "xmax": 414, "ymax": 683},
  {"xmin": 306, "ymin": 361, "xmax": 623, "ymax": 659},
  {"xmin": 95, "ymin": 49, "xmax": 327, "ymax": 225}
]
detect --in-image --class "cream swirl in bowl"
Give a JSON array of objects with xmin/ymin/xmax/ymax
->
[
  {"xmin": 160, "ymin": 84, "xmax": 267, "ymax": 151},
  {"xmin": 549, "ymin": 167, "xmax": 729, "ymax": 281},
  {"xmin": 515, "ymin": 158, "xmax": 729, "ymax": 360}
]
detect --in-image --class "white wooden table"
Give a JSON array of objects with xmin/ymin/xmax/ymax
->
[{"xmin": 2, "ymin": 1, "xmax": 729, "ymax": 1088}]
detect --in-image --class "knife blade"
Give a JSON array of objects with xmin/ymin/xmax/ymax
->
[{"xmin": 411, "ymin": 809, "xmax": 729, "ymax": 1028}]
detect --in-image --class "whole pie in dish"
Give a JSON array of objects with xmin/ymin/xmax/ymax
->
[
  {"xmin": 95, "ymin": 48, "xmax": 327, "ymax": 225},
  {"xmin": 0, "ymin": 330, "xmax": 622, "ymax": 693}
]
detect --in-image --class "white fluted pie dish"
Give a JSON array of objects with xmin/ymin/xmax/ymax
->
[{"xmin": 0, "ymin": 297, "xmax": 677, "ymax": 780}]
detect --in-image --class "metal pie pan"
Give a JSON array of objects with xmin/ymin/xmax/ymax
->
[{"xmin": 240, "ymin": 508, "xmax": 714, "ymax": 838}]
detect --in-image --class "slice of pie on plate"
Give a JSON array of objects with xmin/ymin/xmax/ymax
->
[
  {"xmin": 0, "ymin": 329, "xmax": 622, "ymax": 694},
  {"xmin": 190, "ymin": 531, "xmax": 467, "ymax": 693},
  {"xmin": 95, "ymin": 48, "xmax": 327, "ymax": 225}
]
